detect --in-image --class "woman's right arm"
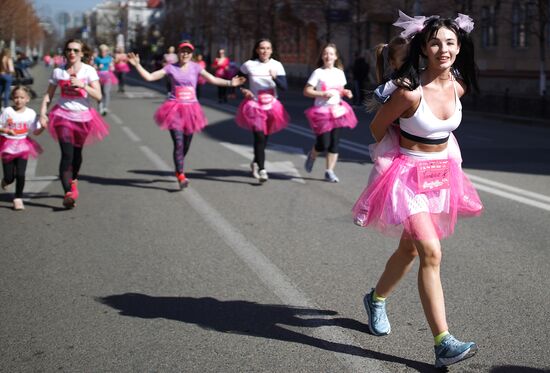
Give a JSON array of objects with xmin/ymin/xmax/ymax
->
[
  {"xmin": 39, "ymin": 84, "xmax": 57, "ymax": 127},
  {"xmin": 127, "ymin": 53, "xmax": 166, "ymax": 81}
]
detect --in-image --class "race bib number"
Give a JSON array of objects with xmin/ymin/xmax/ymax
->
[
  {"xmin": 257, "ymin": 89, "xmax": 275, "ymax": 105},
  {"xmin": 331, "ymin": 104, "xmax": 347, "ymax": 118},
  {"xmin": 175, "ymin": 86, "xmax": 197, "ymax": 102},
  {"xmin": 416, "ymin": 159, "xmax": 450, "ymax": 192},
  {"xmin": 59, "ymin": 80, "xmax": 86, "ymax": 98}
]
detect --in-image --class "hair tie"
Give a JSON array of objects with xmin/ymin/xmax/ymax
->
[
  {"xmin": 455, "ymin": 13, "xmax": 475, "ymax": 33},
  {"xmin": 392, "ymin": 10, "xmax": 428, "ymax": 38}
]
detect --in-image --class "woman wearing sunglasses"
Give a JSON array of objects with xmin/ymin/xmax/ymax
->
[{"xmin": 39, "ymin": 39, "xmax": 109, "ymax": 209}]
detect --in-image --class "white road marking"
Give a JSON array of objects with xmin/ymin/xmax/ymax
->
[
  {"xmin": 138, "ymin": 143, "xmax": 392, "ymax": 373},
  {"xmin": 121, "ymin": 126, "xmax": 141, "ymax": 143}
]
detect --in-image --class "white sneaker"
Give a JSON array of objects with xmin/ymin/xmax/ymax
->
[
  {"xmin": 13, "ymin": 198, "xmax": 24, "ymax": 210},
  {"xmin": 258, "ymin": 169, "xmax": 268, "ymax": 182},
  {"xmin": 325, "ymin": 170, "xmax": 340, "ymax": 183},
  {"xmin": 250, "ymin": 162, "xmax": 260, "ymax": 179}
]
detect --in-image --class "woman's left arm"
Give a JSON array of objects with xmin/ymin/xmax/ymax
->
[
  {"xmin": 85, "ymin": 80, "xmax": 102, "ymax": 101},
  {"xmin": 200, "ymin": 69, "xmax": 246, "ymax": 87}
]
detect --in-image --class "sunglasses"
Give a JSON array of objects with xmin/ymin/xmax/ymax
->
[{"xmin": 65, "ymin": 48, "xmax": 81, "ymax": 53}]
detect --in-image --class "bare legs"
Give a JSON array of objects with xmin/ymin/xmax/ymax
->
[{"xmin": 374, "ymin": 214, "xmax": 449, "ymax": 336}]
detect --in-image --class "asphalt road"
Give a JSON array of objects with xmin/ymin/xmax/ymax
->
[{"xmin": 1, "ymin": 65, "xmax": 549, "ymax": 373}]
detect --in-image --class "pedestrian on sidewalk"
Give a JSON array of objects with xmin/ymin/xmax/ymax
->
[
  {"xmin": 303, "ymin": 43, "xmax": 357, "ymax": 183},
  {"xmin": 351, "ymin": 11, "xmax": 484, "ymax": 369},
  {"xmin": 127, "ymin": 41, "xmax": 245, "ymax": 189},
  {"xmin": 0, "ymin": 86, "xmax": 44, "ymax": 210},
  {"xmin": 0, "ymin": 48, "xmax": 15, "ymax": 110},
  {"xmin": 40, "ymin": 38, "xmax": 109, "ymax": 209},
  {"xmin": 236, "ymin": 38, "xmax": 290, "ymax": 183},
  {"xmin": 94, "ymin": 44, "xmax": 118, "ymax": 115}
]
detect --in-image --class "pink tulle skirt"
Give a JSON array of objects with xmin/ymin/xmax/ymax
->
[
  {"xmin": 115, "ymin": 63, "xmax": 130, "ymax": 73},
  {"xmin": 304, "ymin": 101, "xmax": 358, "ymax": 135},
  {"xmin": 154, "ymin": 100, "xmax": 207, "ymax": 134},
  {"xmin": 0, "ymin": 137, "xmax": 43, "ymax": 162},
  {"xmin": 48, "ymin": 105, "xmax": 110, "ymax": 147},
  {"xmin": 352, "ymin": 128, "xmax": 482, "ymax": 240},
  {"xmin": 235, "ymin": 98, "xmax": 290, "ymax": 135},
  {"xmin": 98, "ymin": 71, "xmax": 119, "ymax": 85}
]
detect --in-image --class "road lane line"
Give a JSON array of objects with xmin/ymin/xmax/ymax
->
[
  {"xmin": 467, "ymin": 174, "xmax": 550, "ymax": 203},
  {"xmin": 138, "ymin": 144, "xmax": 392, "ymax": 373},
  {"xmin": 121, "ymin": 126, "xmax": 141, "ymax": 143},
  {"xmin": 471, "ymin": 183, "xmax": 550, "ymax": 211},
  {"xmin": 109, "ymin": 113, "xmax": 123, "ymax": 125}
]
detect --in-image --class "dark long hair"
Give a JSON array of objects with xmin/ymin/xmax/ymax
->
[
  {"xmin": 251, "ymin": 38, "xmax": 273, "ymax": 60},
  {"xmin": 395, "ymin": 17, "xmax": 479, "ymax": 94}
]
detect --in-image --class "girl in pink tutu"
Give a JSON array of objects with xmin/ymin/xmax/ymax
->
[
  {"xmin": 40, "ymin": 39, "xmax": 109, "ymax": 209},
  {"xmin": 354, "ymin": 12, "xmax": 483, "ymax": 368},
  {"xmin": 236, "ymin": 38, "xmax": 290, "ymax": 183},
  {"xmin": 127, "ymin": 41, "xmax": 245, "ymax": 189},
  {"xmin": 303, "ymin": 43, "xmax": 357, "ymax": 183},
  {"xmin": 94, "ymin": 44, "xmax": 118, "ymax": 115},
  {"xmin": 1, "ymin": 86, "xmax": 44, "ymax": 210},
  {"xmin": 114, "ymin": 46, "xmax": 130, "ymax": 93}
]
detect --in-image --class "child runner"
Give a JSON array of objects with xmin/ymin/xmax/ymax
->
[
  {"xmin": 236, "ymin": 38, "xmax": 290, "ymax": 183},
  {"xmin": 303, "ymin": 43, "xmax": 357, "ymax": 183},
  {"xmin": 94, "ymin": 44, "xmax": 118, "ymax": 115},
  {"xmin": 127, "ymin": 41, "xmax": 245, "ymax": 189},
  {"xmin": 352, "ymin": 11, "xmax": 483, "ymax": 368},
  {"xmin": 40, "ymin": 39, "xmax": 109, "ymax": 209},
  {"xmin": 0, "ymin": 86, "xmax": 44, "ymax": 210}
]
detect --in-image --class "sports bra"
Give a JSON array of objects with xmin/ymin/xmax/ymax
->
[{"xmin": 399, "ymin": 77, "xmax": 462, "ymax": 145}]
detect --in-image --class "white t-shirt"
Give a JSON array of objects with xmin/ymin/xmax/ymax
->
[
  {"xmin": 0, "ymin": 107, "xmax": 40, "ymax": 140},
  {"xmin": 240, "ymin": 59, "xmax": 286, "ymax": 99},
  {"xmin": 306, "ymin": 67, "xmax": 347, "ymax": 107},
  {"xmin": 48, "ymin": 63, "xmax": 99, "ymax": 111}
]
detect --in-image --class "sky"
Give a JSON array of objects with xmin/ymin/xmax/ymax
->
[{"xmin": 33, "ymin": 0, "xmax": 103, "ymax": 21}]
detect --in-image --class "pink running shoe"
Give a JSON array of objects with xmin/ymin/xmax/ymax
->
[
  {"xmin": 176, "ymin": 172, "xmax": 189, "ymax": 189},
  {"xmin": 63, "ymin": 192, "xmax": 76, "ymax": 209},
  {"xmin": 70, "ymin": 179, "xmax": 79, "ymax": 200}
]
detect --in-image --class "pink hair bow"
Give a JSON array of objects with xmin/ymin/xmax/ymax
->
[
  {"xmin": 392, "ymin": 10, "xmax": 428, "ymax": 38},
  {"xmin": 455, "ymin": 13, "xmax": 474, "ymax": 33}
]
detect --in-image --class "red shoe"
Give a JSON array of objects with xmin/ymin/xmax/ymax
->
[
  {"xmin": 63, "ymin": 192, "xmax": 76, "ymax": 209},
  {"xmin": 176, "ymin": 172, "xmax": 189, "ymax": 189},
  {"xmin": 70, "ymin": 179, "xmax": 79, "ymax": 200}
]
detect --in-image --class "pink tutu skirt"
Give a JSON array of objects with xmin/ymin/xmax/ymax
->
[
  {"xmin": 115, "ymin": 63, "xmax": 130, "ymax": 73},
  {"xmin": 154, "ymin": 100, "xmax": 207, "ymax": 134},
  {"xmin": 235, "ymin": 99, "xmax": 290, "ymax": 135},
  {"xmin": 304, "ymin": 101, "xmax": 358, "ymax": 135},
  {"xmin": 0, "ymin": 137, "xmax": 43, "ymax": 162},
  {"xmin": 98, "ymin": 71, "xmax": 119, "ymax": 85},
  {"xmin": 352, "ymin": 129, "xmax": 482, "ymax": 240},
  {"xmin": 48, "ymin": 105, "xmax": 110, "ymax": 147}
]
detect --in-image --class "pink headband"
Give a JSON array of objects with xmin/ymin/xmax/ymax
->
[{"xmin": 178, "ymin": 42, "xmax": 195, "ymax": 51}]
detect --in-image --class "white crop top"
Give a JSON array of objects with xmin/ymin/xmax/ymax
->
[{"xmin": 399, "ymin": 78, "xmax": 462, "ymax": 140}]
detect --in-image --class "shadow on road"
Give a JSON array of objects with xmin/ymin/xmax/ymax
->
[{"xmin": 97, "ymin": 292, "xmax": 442, "ymax": 372}]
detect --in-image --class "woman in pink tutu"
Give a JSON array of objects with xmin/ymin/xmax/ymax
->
[
  {"xmin": 94, "ymin": 44, "xmax": 118, "ymax": 115},
  {"xmin": 236, "ymin": 38, "xmax": 290, "ymax": 183},
  {"xmin": 1, "ymin": 86, "xmax": 44, "ymax": 210},
  {"xmin": 353, "ymin": 12, "xmax": 483, "ymax": 368},
  {"xmin": 40, "ymin": 38, "xmax": 109, "ymax": 209},
  {"xmin": 127, "ymin": 41, "xmax": 245, "ymax": 189},
  {"xmin": 303, "ymin": 43, "xmax": 357, "ymax": 183},
  {"xmin": 114, "ymin": 46, "xmax": 130, "ymax": 93}
]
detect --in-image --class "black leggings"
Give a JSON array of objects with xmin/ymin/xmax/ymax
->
[
  {"xmin": 2, "ymin": 157, "xmax": 27, "ymax": 198},
  {"xmin": 314, "ymin": 128, "xmax": 341, "ymax": 154},
  {"xmin": 169, "ymin": 130, "xmax": 193, "ymax": 174},
  {"xmin": 252, "ymin": 131, "xmax": 269, "ymax": 170},
  {"xmin": 59, "ymin": 142, "xmax": 83, "ymax": 193}
]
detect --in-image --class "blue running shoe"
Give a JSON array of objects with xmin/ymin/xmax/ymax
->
[
  {"xmin": 434, "ymin": 334, "xmax": 478, "ymax": 368},
  {"xmin": 364, "ymin": 289, "xmax": 391, "ymax": 336},
  {"xmin": 304, "ymin": 151, "xmax": 315, "ymax": 173}
]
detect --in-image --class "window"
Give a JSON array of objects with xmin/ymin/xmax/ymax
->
[
  {"xmin": 512, "ymin": 1, "xmax": 529, "ymax": 48},
  {"xmin": 481, "ymin": 6, "xmax": 498, "ymax": 47}
]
